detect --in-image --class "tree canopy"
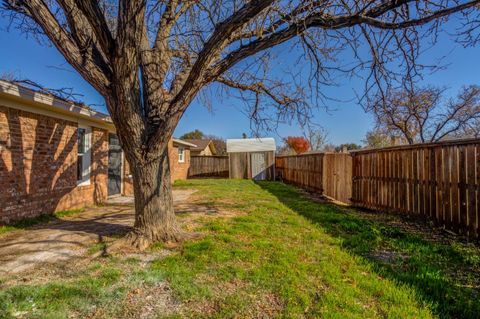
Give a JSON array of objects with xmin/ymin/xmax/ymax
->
[
  {"xmin": 366, "ymin": 86, "xmax": 480, "ymax": 144},
  {"xmin": 3, "ymin": 0, "xmax": 480, "ymax": 137},
  {"xmin": 180, "ymin": 129, "xmax": 205, "ymax": 140}
]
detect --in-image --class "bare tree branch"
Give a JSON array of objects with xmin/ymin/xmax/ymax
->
[
  {"xmin": 367, "ymin": 85, "xmax": 480, "ymax": 144},
  {"xmin": 4, "ymin": 0, "xmax": 111, "ymax": 93},
  {"xmin": 75, "ymin": 0, "xmax": 115, "ymax": 57}
]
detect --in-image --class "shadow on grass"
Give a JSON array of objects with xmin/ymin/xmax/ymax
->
[
  {"xmin": 0, "ymin": 209, "xmax": 85, "ymax": 236},
  {"xmin": 256, "ymin": 181, "xmax": 480, "ymax": 319},
  {"xmin": 0, "ymin": 207, "xmax": 134, "ymax": 238}
]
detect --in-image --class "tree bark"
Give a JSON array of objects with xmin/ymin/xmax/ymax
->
[{"xmin": 124, "ymin": 145, "xmax": 181, "ymax": 250}]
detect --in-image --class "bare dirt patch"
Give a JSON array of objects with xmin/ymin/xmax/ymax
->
[
  {"xmin": 109, "ymin": 282, "xmax": 182, "ymax": 319},
  {"xmin": 185, "ymin": 276, "xmax": 284, "ymax": 318},
  {"xmin": 368, "ymin": 249, "xmax": 409, "ymax": 264},
  {"xmin": 175, "ymin": 195, "xmax": 243, "ymax": 233}
]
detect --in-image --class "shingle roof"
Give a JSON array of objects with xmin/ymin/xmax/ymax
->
[{"xmin": 183, "ymin": 139, "xmax": 213, "ymax": 151}]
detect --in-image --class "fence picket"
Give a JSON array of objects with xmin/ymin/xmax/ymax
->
[{"xmin": 188, "ymin": 156, "xmax": 229, "ymax": 178}]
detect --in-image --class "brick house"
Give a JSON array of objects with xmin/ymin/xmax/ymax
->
[{"xmin": 0, "ymin": 80, "xmax": 195, "ymax": 223}]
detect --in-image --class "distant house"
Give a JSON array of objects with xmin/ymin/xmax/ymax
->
[
  {"xmin": 0, "ymin": 80, "xmax": 194, "ymax": 223},
  {"xmin": 170, "ymin": 138, "xmax": 196, "ymax": 180},
  {"xmin": 183, "ymin": 139, "xmax": 217, "ymax": 156}
]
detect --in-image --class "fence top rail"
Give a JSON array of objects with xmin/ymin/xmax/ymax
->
[
  {"xmin": 350, "ymin": 137, "xmax": 480, "ymax": 155},
  {"xmin": 276, "ymin": 152, "xmax": 343, "ymax": 158},
  {"xmin": 191, "ymin": 155, "xmax": 229, "ymax": 158}
]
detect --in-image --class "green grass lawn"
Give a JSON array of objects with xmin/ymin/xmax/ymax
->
[{"xmin": 1, "ymin": 179, "xmax": 479, "ymax": 318}]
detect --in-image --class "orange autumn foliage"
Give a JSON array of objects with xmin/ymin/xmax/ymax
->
[{"xmin": 284, "ymin": 136, "xmax": 310, "ymax": 154}]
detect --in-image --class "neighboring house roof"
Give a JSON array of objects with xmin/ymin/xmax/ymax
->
[
  {"xmin": 172, "ymin": 138, "xmax": 197, "ymax": 148},
  {"xmin": 183, "ymin": 139, "xmax": 217, "ymax": 154},
  {"xmin": 0, "ymin": 80, "xmax": 115, "ymax": 131},
  {"xmin": 226, "ymin": 138, "xmax": 276, "ymax": 153}
]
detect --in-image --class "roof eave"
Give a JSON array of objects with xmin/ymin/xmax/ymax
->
[
  {"xmin": 172, "ymin": 138, "xmax": 197, "ymax": 148},
  {"xmin": 0, "ymin": 80, "xmax": 114, "ymax": 129}
]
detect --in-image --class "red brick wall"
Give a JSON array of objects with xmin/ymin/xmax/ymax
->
[
  {"xmin": 0, "ymin": 105, "xmax": 109, "ymax": 224},
  {"xmin": 0, "ymin": 102, "xmax": 190, "ymax": 223},
  {"xmin": 170, "ymin": 140, "xmax": 191, "ymax": 181}
]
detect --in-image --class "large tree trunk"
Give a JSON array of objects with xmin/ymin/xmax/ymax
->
[
  {"xmin": 124, "ymin": 145, "xmax": 181, "ymax": 250},
  {"xmin": 105, "ymin": 78, "xmax": 184, "ymax": 251}
]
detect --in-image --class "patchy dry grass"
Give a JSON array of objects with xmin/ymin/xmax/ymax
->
[{"xmin": 1, "ymin": 179, "xmax": 479, "ymax": 318}]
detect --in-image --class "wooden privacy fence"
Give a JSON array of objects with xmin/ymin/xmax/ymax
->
[
  {"xmin": 275, "ymin": 138, "xmax": 479, "ymax": 238},
  {"xmin": 188, "ymin": 156, "xmax": 229, "ymax": 178},
  {"xmin": 351, "ymin": 139, "xmax": 479, "ymax": 237},
  {"xmin": 275, "ymin": 153, "xmax": 352, "ymax": 203}
]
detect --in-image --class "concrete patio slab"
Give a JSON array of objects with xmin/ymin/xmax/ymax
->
[{"xmin": 0, "ymin": 189, "xmax": 196, "ymax": 276}]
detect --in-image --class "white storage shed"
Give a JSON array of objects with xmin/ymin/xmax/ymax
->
[{"xmin": 226, "ymin": 138, "xmax": 276, "ymax": 180}]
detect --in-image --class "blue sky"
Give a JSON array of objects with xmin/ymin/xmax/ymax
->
[{"xmin": 1, "ymin": 16, "xmax": 479, "ymax": 145}]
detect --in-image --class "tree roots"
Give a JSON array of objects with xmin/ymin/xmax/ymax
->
[{"xmin": 106, "ymin": 227, "xmax": 199, "ymax": 254}]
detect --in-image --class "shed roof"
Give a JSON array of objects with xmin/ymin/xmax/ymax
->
[{"xmin": 226, "ymin": 138, "xmax": 276, "ymax": 153}]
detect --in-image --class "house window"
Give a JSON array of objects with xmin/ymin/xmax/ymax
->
[
  {"xmin": 178, "ymin": 147, "xmax": 185, "ymax": 163},
  {"xmin": 77, "ymin": 126, "xmax": 91, "ymax": 185}
]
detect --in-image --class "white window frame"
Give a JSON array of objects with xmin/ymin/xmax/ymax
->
[
  {"xmin": 178, "ymin": 146, "xmax": 185, "ymax": 163},
  {"xmin": 77, "ymin": 125, "xmax": 92, "ymax": 186}
]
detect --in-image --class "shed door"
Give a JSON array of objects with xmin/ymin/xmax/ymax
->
[
  {"xmin": 108, "ymin": 134, "xmax": 122, "ymax": 196},
  {"xmin": 251, "ymin": 152, "xmax": 267, "ymax": 180}
]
